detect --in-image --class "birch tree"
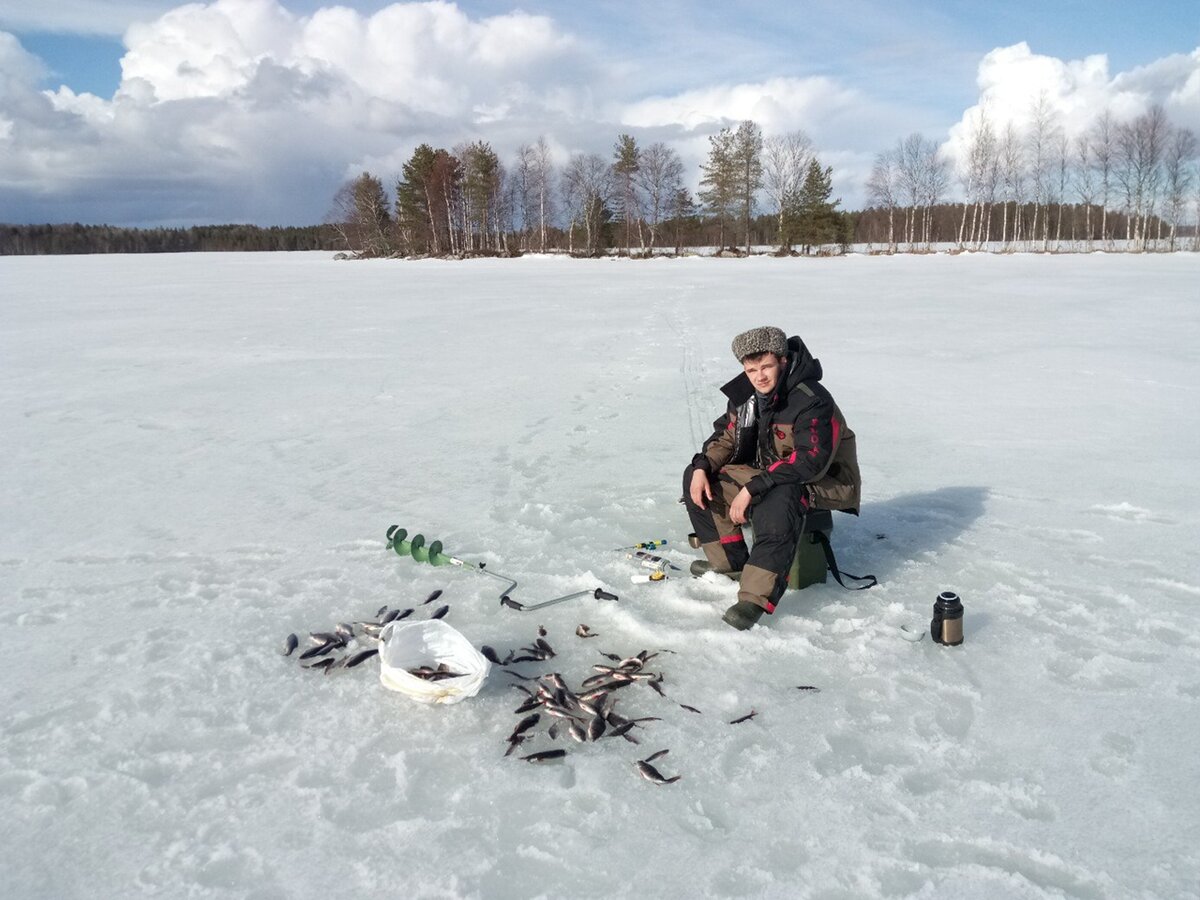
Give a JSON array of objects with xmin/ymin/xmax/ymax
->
[
  {"xmin": 865, "ymin": 148, "xmax": 899, "ymax": 253},
  {"xmin": 762, "ymin": 130, "xmax": 814, "ymax": 249},
  {"xmin": 1163, "ymin": 126, "xmax": 1198, "ymax": 251},
  {"xmin": 635, "ymin": 141, "xmax": 684, "ymax": 252}
]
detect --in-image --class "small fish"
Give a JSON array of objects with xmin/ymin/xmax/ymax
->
[
  {"xmin": 394, "ymin": 608, "xmax": 414, "ymax": 621},
  {"xmin": 480, "ymin": 645, "xmax": 503, "ymax": 665},
  {"xmin": 636, "ymin": 760, "xmax": 680, "ymax": 785},
  {"xmin": 586, "ymin": 715, "xmax": 607, "ymax": 742},
  {"xmin": 679, "ymin": 704, "xmax": 702, "ymax": 715},
  {"xmin": 541, "ymin": 705, "xmax": 578, "ymax": 722},
  {"xmin": 575, "ymin": 624, "xmax": 598, "ymax": 639},
  {"xmin": 567, "ymin": 721, "xmax": 587, "ymax": 743},
  {"xmin": 379, "ymin": 608, "xmax": 401, "ymax": 625},
  {"xmin": 335, "ymin": 622, "xmax": 355, "ymax": 640},
  {"xmin": 597, "ymin": 651, "xmax": 622, "ymax": 662},
  {"xmin": 503, "ymin": 739, "xmax": 524, "ymax": 757},
  {"xmin": 423, "ymin": 589, "xmax": 443, "ymax": 605},
  {"xmin": 521, "ymin": 749, "xmax": 567, "ymax": 764},
  {"xmin": 325, "ymin": 656, "xmax": 346, "ymax": 674},
  {"xmin": 729, "ymin": 709, "xmax": 757, "ymax": 725},
  {"xmin": 509, "ymin": 713, "xmax": 541, "ymax": 741},
  {"xmin": 430, "ymin": 605, "xmax": 449, "ymax": 620},
  {"xmin": 281, "ymin": 633, "xmax": 298, "ymax": 656},
  {"xmin": 537, "ymin": 625, "xmax": 548, "ymax": 637},
  {"xmin": 641, "ymin": 749, "xmax": 670, "ymax": 764},
  {"xmin": 376, "ymin": 604, "xmax": 389, "ymax": 618},
  {"xmin": 299, "ymin": 641, "xmax": 336, "ymax": 660},
  {"xmin": 608, "ymin": 721, "xmax": 638, "ymax": 738},
  {"xmin": 547, "ymin": 722, "xmax": 560, "ymax": 740},
  {"xmin": 345, "ymin": 648, "xmax": 379, "ymax": 668},
  {"xmin": 796, "ymin": 685, "xmax": 820, "ymax": 693},
  {"xmin": 500, "ymin": 596, "xmax": 523, "ymax": 611},
  {"xmin": 513, "ymin": 697, "xmax": 541, "ymax": 714},
  {"xmin": 309, "ymin": 631, "xmax": 340, "ymax": 645},
  {"xmin": 304, "ymin": 657, "xmax": 337, "ymax": 671},
  {"xmin": 534, "ymin": 638, "xmax": 555, "ymax": 657},
  {"xmin": 647, "ymin": 676, "xmax": 667, "ymax": 697}
]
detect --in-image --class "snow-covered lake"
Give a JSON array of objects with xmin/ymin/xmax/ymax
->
[{"xmin": 2, "ymin": 251, "xmax": 1198, "ymax": 899}]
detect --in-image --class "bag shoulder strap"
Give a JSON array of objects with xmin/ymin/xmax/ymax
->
[{"xmin": 813, "ymin": 531, "xmax": 878, "ymax": 590}]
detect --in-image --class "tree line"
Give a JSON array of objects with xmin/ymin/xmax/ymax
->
[
  {"xmin": 333, "ymin": 123, "xmax": 848, "ymax": 258},
  {"xmin": 865, "ymin": 101, "xmax": 1198, "ymax": 252},
  {"xmin": 0, "ymin": 223, "xmax": 338, "ymax": 255}
]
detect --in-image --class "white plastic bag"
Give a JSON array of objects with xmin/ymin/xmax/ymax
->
[{"xmin": 378, "ymin": 619, "xmax": 490, "ymax": 705}]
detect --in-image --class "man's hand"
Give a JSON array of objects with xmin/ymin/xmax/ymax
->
[
  {"xmin": 729, "ymin": 487, "xmax": 752, "ymax": 525},
  {"xmin": 690, "ymin": 469, "xmax": 713, "ymax": 509}
]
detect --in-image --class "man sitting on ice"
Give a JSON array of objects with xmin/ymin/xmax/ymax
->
[{"xmin": 683, "ymin": 326, "xmax": 861, "ymax": 629}]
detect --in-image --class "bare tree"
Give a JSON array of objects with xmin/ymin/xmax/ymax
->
[
  {"xmin": 957, "ymin": 108, "xmax": 996, "ymax": 249},
  {"xmin": 1073, "ymin": 134, "xmax": 1097, "ymax": 251},
  {"xmin": 561, "ymin": 152, "xmax": 613, "ymax": 256},
  {"xmin": 1116, "ymin": 105, "xmax": 1170, "ymax": 250},
  {"xmin": 1090, "ymin": 111, "xmax": 1116, "ymax": 249},
  {"xmin": 1163, "ymin": 126, "xmax": 1198, "ymax": 251},
  {"xmin": 531, "ymin": 136, "xmax": 555, "ymax": 253},
  {"xmin": 328, "ymin": 171, "xmax": 394, "ymax": 258},
  {"xmin": 1027, "ymin": 92, "xmax": 1059, "ymax": 251},
  {"xmin": 998, "ymin": 123, "xmax": 1026, "ymax": 251},
  {"xmin": 635, "ymin": 142, "xmax": 684, "ymax": 253},
  {"xmin": 865, "ymin": 148, "xmax": 899, "ymax": 253},
  {"xmin": 762, "ymin": 130, "xmax": 813, "ymax": 249}
]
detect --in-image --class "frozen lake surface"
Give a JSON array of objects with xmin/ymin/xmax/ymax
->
[{"xmin": 2, "ymin": 251, "xmax": 1198, "ymax": 898}]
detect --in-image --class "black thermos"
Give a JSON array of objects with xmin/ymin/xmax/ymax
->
[{"xmin": 930, "ymin": 591, "xmax": 964, "ymax": 646}]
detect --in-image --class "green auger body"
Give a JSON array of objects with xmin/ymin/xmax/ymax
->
[{"xmin": 386, "ymin": 526, "xmax": 451, "ymax": 566}]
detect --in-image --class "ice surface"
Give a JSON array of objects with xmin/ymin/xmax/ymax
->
[{"xmin": 2, "ymin": 251, "xmax": 1198, "ymax": 898}]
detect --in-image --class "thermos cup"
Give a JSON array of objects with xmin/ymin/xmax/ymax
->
[{"xmin": 930, "ymin": 591, "xmax": 964, "ymax": 646}]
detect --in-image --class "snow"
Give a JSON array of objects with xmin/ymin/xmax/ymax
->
[{"xmin": 2, "ymin": 251, "xmax": 1199, "ymax": 899}]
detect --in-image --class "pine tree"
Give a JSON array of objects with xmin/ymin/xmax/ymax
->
[
  {"xmin": 698, "ymin": 127, "xmax": 736, "ymax": 251},
  {"xmin": 783, "ymin": 160, "xmax": 841, "ymax": 254}
]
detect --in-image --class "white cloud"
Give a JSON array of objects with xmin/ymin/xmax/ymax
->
[{"xmin": 943, "ymin": 43, "xmax": 1200, "ymax": 173}]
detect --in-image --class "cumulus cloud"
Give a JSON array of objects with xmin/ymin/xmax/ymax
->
[
  {"xmin": 943, "ymin": 42, "xmax": 1200, "ymax": 170},
  {"xmin": 1, "ymin": 0, "xmax": 597, "ymax": 224}
]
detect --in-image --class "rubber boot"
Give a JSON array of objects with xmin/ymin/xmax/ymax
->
[{"xmin": 722, "ymin": 600, "xmax": 765, "ymax": 630}]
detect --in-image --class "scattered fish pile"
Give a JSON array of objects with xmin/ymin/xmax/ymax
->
[{"xmin": 280, "ymin": 590, "xmax": 448, "ymax": 676}]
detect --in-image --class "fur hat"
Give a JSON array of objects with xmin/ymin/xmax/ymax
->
[{"xmin": 731, "ymin": 326, "xmax": 788, "ymax": 362}]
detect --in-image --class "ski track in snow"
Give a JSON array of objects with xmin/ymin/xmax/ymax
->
[{"xmin": 1, "ymin": 252, "xmax": 1199, "ymax": 899}]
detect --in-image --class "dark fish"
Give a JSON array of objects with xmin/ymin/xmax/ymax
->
[
  {"xmin": 597, "ymin": 651, "xmax": 622, "ymax": 662},
  {"xmin": 586, "ymin": 715, "xmax": 607, "ymax": 742},
  {"xmin": 335, "ymin": 623, "xmax": 355, "ymax": 640},
  {"xmin": 299, "ymin": 641, "xmax": 337, "ymax": 660},
  {"xmin": 608, "ymin": 721, "xmax": 638, "ymax": 738},
  {"xmin": 506, "ymin": 670, "xmax": 536, "ymax": 682},
  {"xmin": 567, "ymin": 721, "xmax": 587, "ymax": 743},
  {"xmin": 575, "ymin": 624, "xmax": 598, "ymax": 639},
  {"xmin": 379, "ymin": 608, "xmax": 401, "ymax": 625},
  {"xmin": 282, "ymin": 633, "xmax": 298, "ymax": 656},
  {"xmin": 309, "ymin": 631, "xmax": 340, "ymax": 645},
  {"xmin": 636, "ymin": 760, "xmax": 680, "ymax": 784},
  {"xmin": 521, "ymin": 749, "xmax": 567, "ymax": 763},
  {"xmin": 430, "ymin": 605, "xmax": 449, "ymax": 620},
  {"xmin": 345, "ymin": 648, "xmax": 379, "ymax": 668},
  {"xmin": 503, "ymin": 739, "xmax": 524, "ymax": 758},
  {"xmin": 481, "ymin": 645, "xmax": 503, "ymax": 665},
  {"xmin": 513, "ymin": 697, "xmax": 541, "ymax": 714},
  {"xmin": 304, "ymin": 657, "xmax": 337, "ymax": 671},
  {"xmin": 540, "ymin": 673, "xmax": 568, "ymax": 692},
  {"xmin": 500, "ymin": 596, "xmax": 523, "ymax": 611},
  {"xmin": 376, "ymin": 604, "xmax": 389, "ymax": 617},
  {"xmin": 647, "ymin": 676, "xmax": 667, "ymax": 697},
  {"xmin": 423, "ymin": 589, "xmax": 443, "ymax": 605},
  {"xmin": 509, "ymin": 654, "xmax": 544, "ymax": 664},
  {"xmin": 680, "ymin": 704, "xmax": 702, "ymax": 715},
  {"xmin": 325, "ymin": 656, "xmax": 346, "ymax": 674},
  {"xmin": 509, "ymin": 713, "xmax": 541, "ymax": 741},
  {"xmin": 729, "ymin": 709, "xmax": 757, "ymax": 725},
  {"xmin": 796, "ymin": 685, "xmax": 821, "ymax": 693},
  {"xmin": 641, "ymin": 749, "xmax": 670, "ymax": 763},
  {"xmin": 534, "ymin": 638, "xmax": 556, "ymax": 658},
  {"xmin": 547, "ymin": 722, "xmax": 560, "ymax": 740},
  {"xmin": 538, "ymin": 625, "xmax": 548, "ymax": 637},
  {"xmin": 394, "ymin": 608, "xmax": 414, "ymax": 621}
]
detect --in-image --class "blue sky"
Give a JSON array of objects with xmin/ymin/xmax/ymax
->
[{"xmin": 1, "ymin": 0, "xmax": 1198, "ymax": 226}]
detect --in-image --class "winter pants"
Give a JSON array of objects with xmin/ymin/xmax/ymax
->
[{"xmin": 682, "ymin": 464, "xmax": 807, "ymax": 614}]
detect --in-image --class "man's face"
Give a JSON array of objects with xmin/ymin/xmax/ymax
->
[{"xmin": 743, "ymin": 354, "xmax": 782, "ymax": 394}]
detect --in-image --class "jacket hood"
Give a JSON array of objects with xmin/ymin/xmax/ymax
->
[{"xmin": 782, "ymin": 335, "xmax": 822, "ymax": 390}]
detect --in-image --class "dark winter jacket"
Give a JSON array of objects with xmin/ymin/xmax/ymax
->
[{"xmin": 691, "ymin": 336, "xmax": 861, "ymax": 513}]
